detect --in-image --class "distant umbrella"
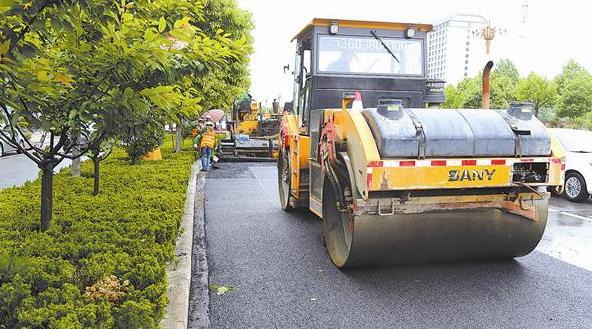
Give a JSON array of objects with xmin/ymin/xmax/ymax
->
[{"xmin": 203, "ymin": 109, "xmax": 225, "ymax": 123}]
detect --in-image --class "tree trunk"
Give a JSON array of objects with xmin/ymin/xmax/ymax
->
[
  {"xmin": 40, "ymin": 165, "xmax": 54, "ymax": 231},
  {"xmin": 92, "ymin": 156, "xmax": 100, "ymax": 196},
  {"xmin": 175, "ymin": 120, "xmax": 183, "ymax": 153}
]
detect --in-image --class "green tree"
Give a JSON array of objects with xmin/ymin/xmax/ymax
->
[
  {"xmin": 442, "ymin": 77, "xmax": 480, "ymax": 108},
  {"xmin": 167, "ymin": 0, "xmax": 254, "ymax": 152},
  {"xmin": 489, "ymin": 75, "xmax": 515, "ymax": 109},
  {"xmin": 197, "ymin": 0, "xmax": 254, "ymax": 110},
  {"xmin": 580, "ymin": 111, "xmax": 592, "ymax": 130},
  {"xmin": 554, "ymin": 59, "xmax": 592, "ymax": 93},
  {"xmin": 556, "ymin": 76, "xmax": 592, "ymax": 119},
  {"xmin": 442, "ymin": 84, "xmax": 464, "ymax": 108},
  {"xmin": 0, "ymin": 0, "xmax": 244, "ymax": 230},
  {"xmin": 119, "ymin": 111, "xmax": 166, "ymax": 165},
  {"xmin": 515, "ymin": 72, "xmax": 558, "ymax": 117},
  {"xmin": 492, "ymin": 58, "xmax": 520, "ymax": 88}
]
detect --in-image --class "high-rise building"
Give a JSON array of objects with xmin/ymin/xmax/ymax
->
[{"xmin": 427, "ymin": 14, "xmax": 488, "ymax": 85}]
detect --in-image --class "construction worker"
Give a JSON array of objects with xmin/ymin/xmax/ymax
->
[
  {"xmin": 192, "ymin": 117, "xmax": 205, "ymax": 137},
  {"xmin": 199, "ymin": 120, "xmax": 216, "ymax": 171}
]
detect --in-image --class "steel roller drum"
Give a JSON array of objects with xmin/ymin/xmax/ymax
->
[{"xmin": 322, "ymin": 184, "xmax": 548, "ymax": 268}]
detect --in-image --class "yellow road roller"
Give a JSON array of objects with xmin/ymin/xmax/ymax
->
[{"xmin": 278, "ymin": 19, "xmax": 565, "ymax": 268}]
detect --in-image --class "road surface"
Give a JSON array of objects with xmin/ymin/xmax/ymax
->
[
  {"xmin": 190, "ymin": 162, "xmax": 592, "ymax": 328},
  {"xmin": 0, "ymin": 153, "xmax": 79, "ymax": 190}
]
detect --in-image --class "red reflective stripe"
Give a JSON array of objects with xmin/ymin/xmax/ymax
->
[
  {"xmin": 367, "ymin": 161, "xmax": 383, "ymax": 167},
  {"xmin": 366, "ymin": 173, "xmax": 372, "ymax": 190},
  {"xmin": 431, "ymin": 160, "xmax": 446, "ymax": 166},
  {"xmin": 521, "ymin": 158, "xmax": 534, "ymax": 162},
  {"xmin": 462, "ymin": 160, "xmax": 476, "ymax": 166},
  {"xmin": 399, "ymin": 160, "xmax": 416, "ymax": 167},
  {"xmin": 561, "ymin": 164, "xmax": 566, "ymax": 170},
  {"xmin": 491, "ymin": 159, "xmax": 506, "ymax": 165},
  {"xmin": 551, "ymin": 158, "xmax": 562, "ymax": 164}
]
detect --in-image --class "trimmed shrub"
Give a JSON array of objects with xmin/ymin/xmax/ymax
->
[{"xmin": 0, "ymin": 140, "xmax": 194, "ymax": 328}]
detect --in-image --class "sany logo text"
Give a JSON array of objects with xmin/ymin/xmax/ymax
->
[{"xmin": 448, "ymin": 169, "xmax": 496, "ymax": 182}]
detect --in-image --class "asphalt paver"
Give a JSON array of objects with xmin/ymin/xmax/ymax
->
[{"xmin": 198, "ymin": 162, "xmax": 592, "ymax": 329}]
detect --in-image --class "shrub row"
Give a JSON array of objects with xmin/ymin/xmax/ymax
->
[{"xmin": 0, "ymin": 141, "xmax": 194, "ymax": 328}]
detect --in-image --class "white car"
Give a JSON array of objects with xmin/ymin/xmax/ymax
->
[
  {"xmin": 0, "ymin": 125, "xmax": 26, "ymax": 157},
  {"xmin": 549, "ymin": 128, "xmax": 592, "ymax": 202}
]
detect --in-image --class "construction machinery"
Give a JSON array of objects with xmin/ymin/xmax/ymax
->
[
  {"xmin": 220, "ymin": 95, "xmax": 280, "ymax": 160},
  {"xmin": 278, "ymin": 18, "xmax": 565, "ymax": 268}
]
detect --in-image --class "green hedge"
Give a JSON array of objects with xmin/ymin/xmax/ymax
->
[{"xmin": 0, "ymin": 141, "xmax": 194, "ymax": 328}]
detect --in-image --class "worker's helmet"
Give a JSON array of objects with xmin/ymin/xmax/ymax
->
[{"xmin": 205, "ymin": 114, "xmax": 212, "ymax": 121}]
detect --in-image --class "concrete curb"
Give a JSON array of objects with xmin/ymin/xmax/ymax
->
[
  {"xmin": 161, "ymin": 161, "xmax": 201, "ymax": 329},
  {"xmin": 188, "ymin": 171, "xmax": 209, "ymax": 328}
]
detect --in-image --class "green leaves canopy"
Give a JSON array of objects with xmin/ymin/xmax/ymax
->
[
  {"xmin": 442, "ymin": 58, "xmax": 592, "ymax": 129},
  {"xmin": 515, "ymin": 72, "xmax": 558, "ymax": 115},
  {"xmin": 0, "ymin": 0, "xmax": 250, "ymax": 162}
]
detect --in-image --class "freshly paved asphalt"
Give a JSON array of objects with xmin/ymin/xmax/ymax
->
[{"xmin": 194, "ymin": 162, "xmax": 592, "ymax": 328}]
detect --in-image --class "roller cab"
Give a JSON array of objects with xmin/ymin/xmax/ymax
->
[{"xmin": 278, "ymin": 18, "xmax": 565, "ymax": 268}]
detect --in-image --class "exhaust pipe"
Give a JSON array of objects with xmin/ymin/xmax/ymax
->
[{"xmin": 482, "ymin": 61, "xmax": 494, "ymax": 109}]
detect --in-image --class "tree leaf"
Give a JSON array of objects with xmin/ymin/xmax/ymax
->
[
  {"xmin": 158, "ymin": 17, "xmax": 166, "ymax": 33},
  {"xmin": 0, "ymin": 39, "xmax": 9, "ymax": 55},
  {"xmin": 54, "ymin": 74, "xmax": 75, "ymax": 87}
]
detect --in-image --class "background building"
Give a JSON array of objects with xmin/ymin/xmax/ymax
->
[{"xmin": 427, "ymin": 14, "xmax": 488, "ymax": 85}]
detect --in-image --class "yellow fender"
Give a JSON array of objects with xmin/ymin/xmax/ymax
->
[{"xmin": 280, "ymin": 112, "xmax": 309, "ymax": 199}]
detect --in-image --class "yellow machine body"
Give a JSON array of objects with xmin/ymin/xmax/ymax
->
[
  {"xmin": 280, "ymin": 107, "xmax": 564, "ymax": 267},
  {"xmin": 236, "ymin": 120, "xmax": 259, "ymax": 135},
  {"xmin": 222, "ymin": 99, "xmax": 280, "ymax": 160},
  {"xmin": 277, "ymin": 18, "xmax": 565, "ymax": 268}
]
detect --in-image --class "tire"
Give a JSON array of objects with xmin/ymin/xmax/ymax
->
[
  {"xmin": 0, "ymin": 143, "xmax": 4, "ymax": 157},
  {"xmin": 564, "ymin": 172, "xmax": 589, "ymax": 203},
  {"xmin": 277, "ymin": 148, "xmax": 294, "ymax": 211},
  {"xmin": 322, "ymin": 175, "xmax": 354, "ymax": 268}
]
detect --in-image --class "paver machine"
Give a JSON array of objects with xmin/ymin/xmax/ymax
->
[
  {"xmin": 220, "ymin": 95, "xmax": 280, "ymax": 160},
  {"xmin": 278, "ymin": 19, "xmax": 565, "ymax": 268}
]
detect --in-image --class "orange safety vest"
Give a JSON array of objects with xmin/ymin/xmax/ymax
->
[{"xmin": 200, "ymin": 128, "xmax": 216, "ymax": 149}]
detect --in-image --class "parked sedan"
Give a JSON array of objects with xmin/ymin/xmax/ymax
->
[{"xmin": 549, "ymin": 128, "xmax": 592, "ymax": 202}]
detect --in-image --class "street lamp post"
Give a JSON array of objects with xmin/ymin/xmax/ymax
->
[{"xmin": 473, "ymin": 21, "xmax": 505, "ymax": 54}]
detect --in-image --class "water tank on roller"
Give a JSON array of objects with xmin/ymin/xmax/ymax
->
[
  {"xmin": 457, "ymin": 109, "xmax": 516, "ymax": 157},
  {"xmin": 497, "ymin": 102, "xmax": 551, "ymax": 156},
  {"xmin": 410, "ymin": 109, "xmax": 475, "ymax": 157},
  {"xmin": 362, "ymin": 107, "xmax": 419, "ymax": 158}
]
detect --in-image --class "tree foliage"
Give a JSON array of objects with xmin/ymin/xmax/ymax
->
[
  {"xmin": 491, "ymin": 58, "xmax": 520, "ymax": 88},
  {"xmin": 442, "ymin": 72, "xmax": 515, "ymax": 110},
  {"xmin": 553, "ymin": 60, "xmax": 592, "ymax": 123},
  {"xmin": 556, "ymin": 76, "xmax": 592, "ymax": 119},
  {"xmin": 196, "ymin": 0, "xmax": 254, "ymax": 111},
  {"xmin": 119, "ymin": 112, "xmax": 166, "ymax": 165},
  {"xmin": 442, "ymin": 58, "xmax": 592, "ymax": 126},
  {"xmin": 0, "ymin": 0, "xmax": 251, "ymax": 230},
  {"xmin": 515, "ymin": 72, "xmax": 558, "ymax": 116},
  {"xmin": 489, "ymin": 75, "xmax": 515, "ymax": 109},
  {"xmin": 442, "ymin": 77, "xmax": 480, "ymax": 109},
  {"xmin": 554, "ymin": 59, "xmax": 592, "ymax": 93}
]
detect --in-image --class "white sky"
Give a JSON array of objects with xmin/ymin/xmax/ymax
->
[{"xmin": 236, "ymin": 0, "xmax": 592, "ymax": 105}]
